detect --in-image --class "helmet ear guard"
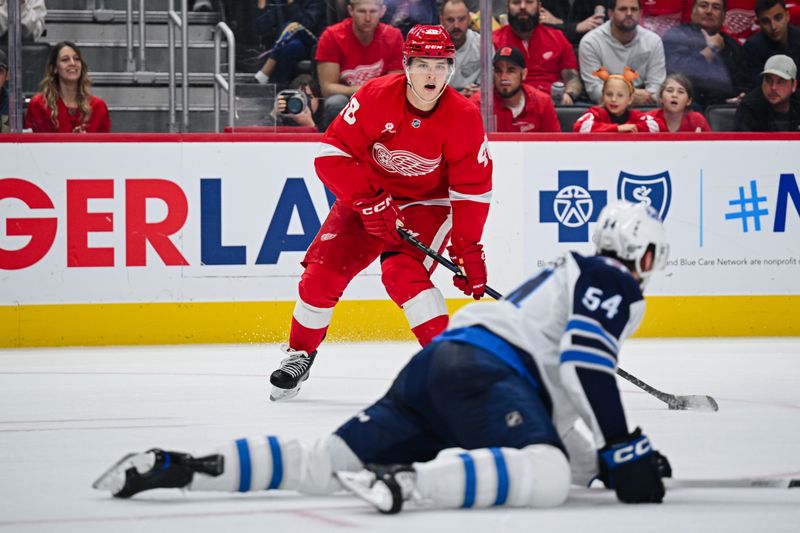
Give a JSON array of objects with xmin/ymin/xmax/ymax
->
[{"xmin": 592, "ymin": 200, "xmax": 669, "ymax": 287}]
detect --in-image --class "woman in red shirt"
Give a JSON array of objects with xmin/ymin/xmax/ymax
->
[
  {"xmin": 573, "ymin": 67, "xmax": 665, "ymax": 133},
  {"xmin": 25, "ymin": 41, "xmax": 111, "ymax": 133},
  {"xmin": 647, "ymin": 73, "xmax": 712, "ymax": 132}
]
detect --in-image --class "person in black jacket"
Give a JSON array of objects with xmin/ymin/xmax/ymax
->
[
  {"xmin": 538, "ymin": 0, "xmax": 606, "ymax": 45},
  {"xmin": 253, "ymin": 0, "xmax": 326, "ymax": 85},
  {"xmin": 663, "ymin": 0, "xmax": 749, "ymax": 109},
  {"xmin": 743, "ymin": 0, "xmax": 800, "ymax": 88},
  {"xmin": 735, "ymin": 54, "xmax": 800, "ymax": 131}
]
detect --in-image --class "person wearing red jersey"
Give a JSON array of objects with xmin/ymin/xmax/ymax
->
[
  {"xmin": 470, "ymin": 46, "xmax": 561, "ymax": 132},
  {"xmin": 646, "ymin": 73, "xmax": 712, "ymax": 131},
  {"xmin": 315, "ymin": 0, "xmax": 404, "ymax": 129},
  {"xmin": 269, "ymin": 25, "xmax": 493, "ymax": 401},
  {"xmin": 574, "ymin": 67, "xmax": 665, "ymax": 132},
  {"xmin": 24, "ymin": 41, "xmax": 110, "ymax": 133},
  {"xmin": 493, "ymin": 0, "xmax": 582, "ymax": 104}
]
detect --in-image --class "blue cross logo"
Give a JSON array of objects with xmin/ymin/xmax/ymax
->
[{"xmin": 540, "ymin": 170, "xmax": 607, "ymax": 242}]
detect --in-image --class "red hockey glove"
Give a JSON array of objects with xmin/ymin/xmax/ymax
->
[
  {"xmin": 353, "ymin": 190, "xmax": 406, "ymax": 244},
  {"xmin": 448, "ymin": 244, "xmax": 487, "ymax": 300}
]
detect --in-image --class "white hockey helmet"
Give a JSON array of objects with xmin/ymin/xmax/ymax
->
[{"xmin": 592, "ymin": 200, "xmax": 669, "ymax": 286}]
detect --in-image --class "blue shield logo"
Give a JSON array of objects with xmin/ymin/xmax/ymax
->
[{"xmin": 617, "ymin": 171, "xmax": 672, "ymax": 220}]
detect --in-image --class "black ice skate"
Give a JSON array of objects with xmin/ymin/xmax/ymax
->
[
  {"xmin": 336, "ymin": 465, "xmax": 419, "ymax": 514},
  {"xmin": 92, "ymin": 449, "xmax": 223, "ymax": 498},
  {"xmin": 269, "ymin": 345, "xmax": 317, "ymax": 401}
]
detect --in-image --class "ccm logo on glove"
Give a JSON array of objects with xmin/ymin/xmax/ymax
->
[{"xmin": 612, "ymin": 436, "xmax": 652, "ymax": 464}]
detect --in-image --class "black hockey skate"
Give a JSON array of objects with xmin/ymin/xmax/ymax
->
[
  {"xmin": 337, "ymin": 465, "xmax": 418, "ymax": 514},
  {"xmin": 269, "ymin": 345, "xmax": 317, "ymax": 401},
  {"xmin": 92, "ymin": 449, "xmax": 224, "ymax": 498}
]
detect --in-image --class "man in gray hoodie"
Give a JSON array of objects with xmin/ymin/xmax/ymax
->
[{"xmin": 578, "ymin": 0, "xmax": 665, "ymax": 105}]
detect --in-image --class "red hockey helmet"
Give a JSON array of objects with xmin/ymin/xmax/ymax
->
[{"xmin": 403, "ymin": 25, "xmax": 456, "ymax": 61}]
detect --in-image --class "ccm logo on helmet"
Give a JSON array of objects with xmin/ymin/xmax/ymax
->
[
  {"xmin": 613, "ymin": 436, "xmax": 652, "ymax": 464},
  {"xmin": 359, "ymin": 198, "xmax": 391, "ymax": 215}
]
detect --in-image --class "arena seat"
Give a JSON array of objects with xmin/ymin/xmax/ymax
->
[{"xmin": 705, "ymin": 105, "xmax": 738, "ymax": 132}]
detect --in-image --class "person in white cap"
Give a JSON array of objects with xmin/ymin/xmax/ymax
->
[{"xmin": 734, "ymin": 54, "xmax": 800, "ymax": 131}]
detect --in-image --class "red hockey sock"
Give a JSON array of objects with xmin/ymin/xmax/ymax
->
[{"xmin": 411, "ymin": 314, "xmax": 449, "ymax": 346}]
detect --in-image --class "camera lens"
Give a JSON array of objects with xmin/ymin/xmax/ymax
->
[{"xmin": 286, "ymin": 96, "xmax": 304, "ymax": 114}]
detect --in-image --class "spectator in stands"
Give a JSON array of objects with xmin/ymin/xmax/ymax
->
[
  {"xmin": 493, "ymin": 0, "xmax": 582, "ymax": 104},
  {"xmin": 470, "ymin": 46, "xmax": 561, "ymax": 131},
  {"xmin": 24, "ymin": 41, "xmax": 111, "ymax": 133},
  {"xmin": 538, "ymin": 0, "xmax": 607, "ymax": 45},
  {"xmin": 640, "ymin": 0, "xmax": 685, "ymax": 37},
  {"xmin": 573, "ymin": 66, "xmax": 666, "ymax": 131},
  {"xmin": 743, "ymin": 0, "xmax": 800, "ymax": 86},
  {"xmin": 682, "ymin": 0, "xmax": 759, "ymax": 43},
  {"xmin": 663, "ymin": 0, "xmax": 749, "ymax": 108},
  {"xmin": 0, "ymin": 50, "xmax": 8, "ymax": 132},
  {"xmin": 273, "ymin": 73, "xmax": 325, "ymax": 131},
  {"xmin": 646, "ymin": 73, "xmax": 712, "ymax": 130},
  {"xmin": 316, "ymin": 0, "xmax": 404, "ymax": 129},
  {"xmin": 383, "ymin": 0, "xmax": 438, "ymax": 36},
  {"xmin": 734, "ymin": 54, "xmax": 800, "ymax": 130},
  {"xmin": 441, "ymin": 0, "xmax": 481, "ymax": 97},
  {"xmin": 253, "ymin": 0, "xmax": 326, "ymax": 86},
  {"xmin": 579, "ymin": 0, "xmax": 666, "ymax": 105},
  {"xmin": 0, "ymin": 0, "xmax": 47, "ymax": 41}
]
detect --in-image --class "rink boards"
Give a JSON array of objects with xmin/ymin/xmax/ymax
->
[{"xmin": 1, "ymin": 132, "xmax": 798, "ymax": 346}]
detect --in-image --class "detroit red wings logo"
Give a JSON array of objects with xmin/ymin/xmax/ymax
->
[
  {"xmin": 341, "ymin": 60, "xmax": 385, "ymax": 86},
  {"xmin": 372, "ymin": 142, "xmax": 442, "ymax": 176}
]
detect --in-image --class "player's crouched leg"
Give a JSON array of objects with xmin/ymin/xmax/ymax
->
[{"xmin": 413, "ymin": 444, "xmax": 570, "ymax": 509}]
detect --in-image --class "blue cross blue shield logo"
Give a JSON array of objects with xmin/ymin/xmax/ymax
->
[
  {"xmin": 617, "ymin": 171, "xmax": 672, "ymax": 220},
  {"xmin": 540, "ymin": 170, "xmax": 607, "ymax": 242}
]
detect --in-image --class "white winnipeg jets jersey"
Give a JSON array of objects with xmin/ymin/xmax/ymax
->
[{"xmin": 449, "ymin": 252, "xmax": 645, "ymax": 449}]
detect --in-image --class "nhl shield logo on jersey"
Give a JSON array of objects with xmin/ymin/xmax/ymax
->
[
  {"xmin": 617, "ymin": 171, "xmax": 672, "ymax": 220},
  {"xmin": 372, "ymin": 142, "xmax": 443, "ymax": 177},
  {"xmin": 411, "ymin": 118, "xmax": 421, "ymax": 128}
]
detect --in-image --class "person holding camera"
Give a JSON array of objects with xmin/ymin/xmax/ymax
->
[{"xmin": 274, "ymin": 74, "xmax": 324, "ymax": 130}]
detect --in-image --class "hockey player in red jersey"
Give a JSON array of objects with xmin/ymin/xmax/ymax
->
[
  {"xmin": 574, "ymin": 67, "xmax": 666, "ymax": 133},
  {"xmin": 269, "ymin": 25, "xmax": 493, "ymax": 401}
]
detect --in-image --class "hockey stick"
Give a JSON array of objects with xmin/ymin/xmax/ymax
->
[
  {"xmin": 664, "ymin": 477, "xmax": 800, "ymax": 489},
  {"xmin": 397, "ymin": 228, "xmax": 720, "ymax": 412}
]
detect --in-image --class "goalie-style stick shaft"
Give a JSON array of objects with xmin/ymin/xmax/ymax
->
[
  {"xmin": 665, "ymin": 477, "xmax": 800, "ymax": 489},
  {"xmin": 397, "ymin": 228, "xmax": 719, "ymax": 412}
]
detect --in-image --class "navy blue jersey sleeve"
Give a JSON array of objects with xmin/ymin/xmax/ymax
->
[{"xmin": 558, "ymin": 253, "xmax": 644, "ymax": 446}]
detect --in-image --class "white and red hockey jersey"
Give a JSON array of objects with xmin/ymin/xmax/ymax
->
[{"xmin": 315, "ymin": 73, "xmax": 493, "ymax": 250}]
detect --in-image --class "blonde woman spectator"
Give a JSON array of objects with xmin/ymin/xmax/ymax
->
[
  {"xmin": 0, "ymin": 0, "xmax": 47, "ymax": 41},
  {"xmin": 25, "ymin": 41, "xmax": 111, "ymax": 133}
]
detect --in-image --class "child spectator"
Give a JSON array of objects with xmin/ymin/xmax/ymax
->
[
  {"xmin": 647, "ymin": 73, "xmax": 712, "ymax": 131},
  {"xmin": 25, "ymin": 41, "xmax": 111, "ymax": 133},
  {"xmin": 573, "ymin": 66, "xmax": 666, "ymax": 131}
]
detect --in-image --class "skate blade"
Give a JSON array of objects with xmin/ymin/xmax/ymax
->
[
  {"xmin": 269, "ymin": 383, "xmax": 302, "ymax": 402},
  {"xmin": 92, "ymin": 451, "xmax": 155, "ymax": 493}
]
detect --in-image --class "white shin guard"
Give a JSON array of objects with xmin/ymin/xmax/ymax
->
[
  {"xmin": 189, "ymin": 434, "xmax": 361, "ymax": 495},
  {"xmin": 414, "ymin": 444, "xmax": 570, "ymax": 509}
]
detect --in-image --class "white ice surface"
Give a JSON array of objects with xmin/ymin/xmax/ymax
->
[{"xmin": 1, "ymin": 338, "xmax": 799, "ymax": 532}]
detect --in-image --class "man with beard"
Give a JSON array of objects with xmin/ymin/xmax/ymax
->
[
  {"xmin": 662, "ymin": 0, "xmax": 749, "ymax": 108},
  {"xmin": 735, "ymin": 54, "xmax": 800, "ymax": 130},
  {"xmin": 579, "ymin": 0, "xmax": 665, "ymax": 105},
  {"xmin": 493, "ymin": 0, "xmax": 582, "ymax": 104},
  {"xmin": 470, "ymin": 46, "xmax": 561, "ymax": 132},
  {"xmin": 743, "ymin": 0, "xmax": 800, "ymax": 87},
  {"xmin": 441, "ymin": 0, "xmax": 481, "ymax": 97}
]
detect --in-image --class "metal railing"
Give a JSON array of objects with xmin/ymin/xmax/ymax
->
[
  {"xmin": 213, "ymin": 22, "xmax": 236, "ymax": 133},
  {"xmin": 125, "ymin": 0, "xmax": 146, "ymax": 71},
  {"xmin": 167, "ymin": 0, "xmax": 189, "ymax": 132}
]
